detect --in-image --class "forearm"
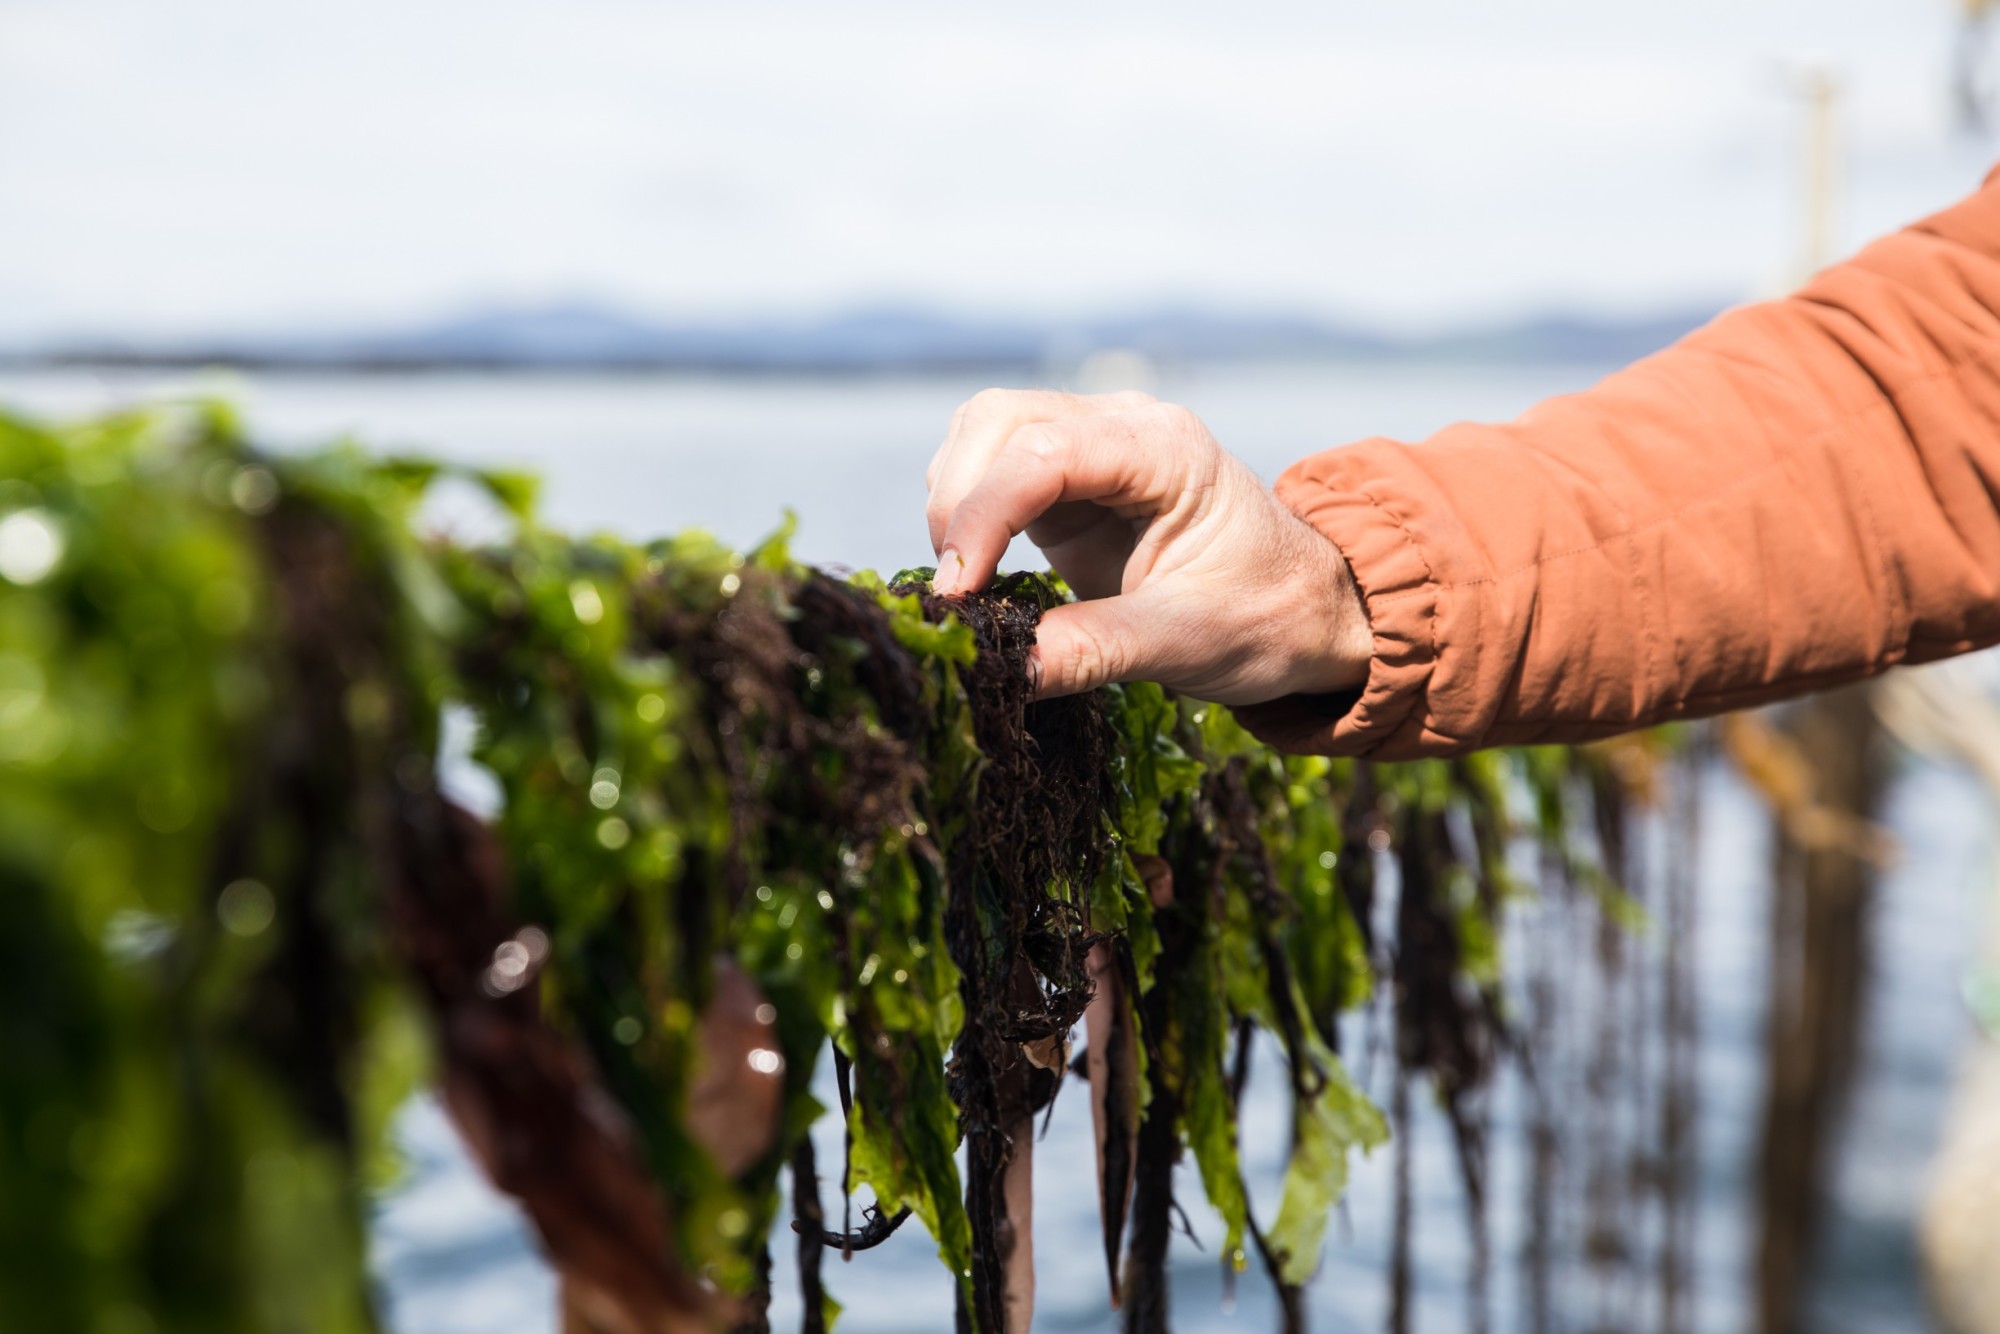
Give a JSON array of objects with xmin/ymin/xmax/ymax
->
[{"xmin": 1238, "ymin": 167, "xmax": 2000, "ymax": 758}]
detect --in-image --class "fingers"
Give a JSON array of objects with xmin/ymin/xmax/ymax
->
[
  {"xmin": 933, "ymin": 403, "xmax": 1211, "ymax": 594},
  {"xmin": 926, "ymin": 388, "xmax": 1153, "ymax": 555}
]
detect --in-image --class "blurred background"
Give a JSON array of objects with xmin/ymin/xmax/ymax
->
[{"xmin": 5, "ymin": 1, "xmax": 2000, "ymax": 1330}]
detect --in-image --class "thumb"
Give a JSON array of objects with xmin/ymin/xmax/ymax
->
[{"xmin": 1030, "ymin": 594, "xmax": 1175, "ymax": 699}]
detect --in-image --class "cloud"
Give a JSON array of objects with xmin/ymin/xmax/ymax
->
[{"xmin": 0, "ymin": 0, "xmax": 1989, "ymax": 339}]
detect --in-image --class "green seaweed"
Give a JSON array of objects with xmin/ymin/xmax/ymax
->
[{"xmin": 0, "ymin": 402, "xmax": 1647, "ymax": 1332}]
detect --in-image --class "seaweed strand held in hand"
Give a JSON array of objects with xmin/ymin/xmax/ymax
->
[
  {"xmin": 890, "ymin": 573, "xmax": 1106, "ymax": 1332},
  {"xmin": 0, "ymin": 402, "xmax": 1687, "ymax": 1334}
]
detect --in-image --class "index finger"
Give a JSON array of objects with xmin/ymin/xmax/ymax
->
[
  {"xmin": 925, "ymin": 388, "xmax": 1154, "ymax": 554},
  {"xmin": 935, "ymin": 403, "xmax": 1211, "ymax": 594}
]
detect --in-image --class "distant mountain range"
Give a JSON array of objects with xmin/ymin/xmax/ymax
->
[{"xmin": 9, "ymin": 301, "xmax": 1724, "ymax": 374}]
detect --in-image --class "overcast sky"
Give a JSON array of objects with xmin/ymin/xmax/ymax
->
[{"xmin": 2, "ymin": 0, "xmax": 1995, "ymax": 341}]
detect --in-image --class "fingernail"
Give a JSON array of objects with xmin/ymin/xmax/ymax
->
[{"xmin": 932, "ymin": 548, "xmax": 965, "ymax": 597}]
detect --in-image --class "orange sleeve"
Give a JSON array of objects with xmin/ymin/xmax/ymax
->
[{"xmin": 1235, "ymin": 166, "xmax": 2000, "ymax": 759}]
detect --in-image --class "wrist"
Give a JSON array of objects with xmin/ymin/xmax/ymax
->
[{"xmin": 1284, "ymin": 517, "xmax": 1372, "ymax": 697}]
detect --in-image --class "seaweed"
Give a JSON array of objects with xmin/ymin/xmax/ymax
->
[{"xmin": 0, "ymin": 402, "xmax": 1694, "ymax": 1333}]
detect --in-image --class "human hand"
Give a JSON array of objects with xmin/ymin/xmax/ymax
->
[{"xmin": 924, "ymin": 389, "xmax": 1371, "ymax": 704}]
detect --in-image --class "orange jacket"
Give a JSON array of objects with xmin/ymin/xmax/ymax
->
[{"xmin": 1237, "ymin": 165, "xmax": 2000, "ymax": 759}]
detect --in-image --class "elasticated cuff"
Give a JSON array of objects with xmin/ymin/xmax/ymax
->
[{"xmin": 1231, "ymin": 443, "xmax": 1445, "ymax": 758}]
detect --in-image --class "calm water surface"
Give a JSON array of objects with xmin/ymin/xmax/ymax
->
[{"xmin": 2, "ymin": 364, "xmax": 1988, "ymax": 1332}]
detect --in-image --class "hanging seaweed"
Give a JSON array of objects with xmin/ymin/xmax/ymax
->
[{"xmin": 0, "ymin": 401, "xmax": 1693, "ymax": 1333}]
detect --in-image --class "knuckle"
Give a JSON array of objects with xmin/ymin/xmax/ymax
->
[
  {"xmin": 1151, "ymin": 403, "xmax": 1223, "ymax": 476},
  {"xmin": 1158, "ymin": 402, "xmax": 1203, "ymax": 437},
  {"xmin": 1011, "ymin": 420, "xmax": 1068, "ymax": 465},
  {"xmin": 964, "ymin": 386, "xmax": 1015, "ymax": 420}
]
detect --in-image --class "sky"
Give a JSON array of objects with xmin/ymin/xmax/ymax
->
[{"xmin": 2, "ymin": 0, "xmax": 1996, "ymax": 342}]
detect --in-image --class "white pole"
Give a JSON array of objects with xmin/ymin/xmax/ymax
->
[{"xmin": 1790, "ymin": 56, "xmax": 1842, "ymax": 281}]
